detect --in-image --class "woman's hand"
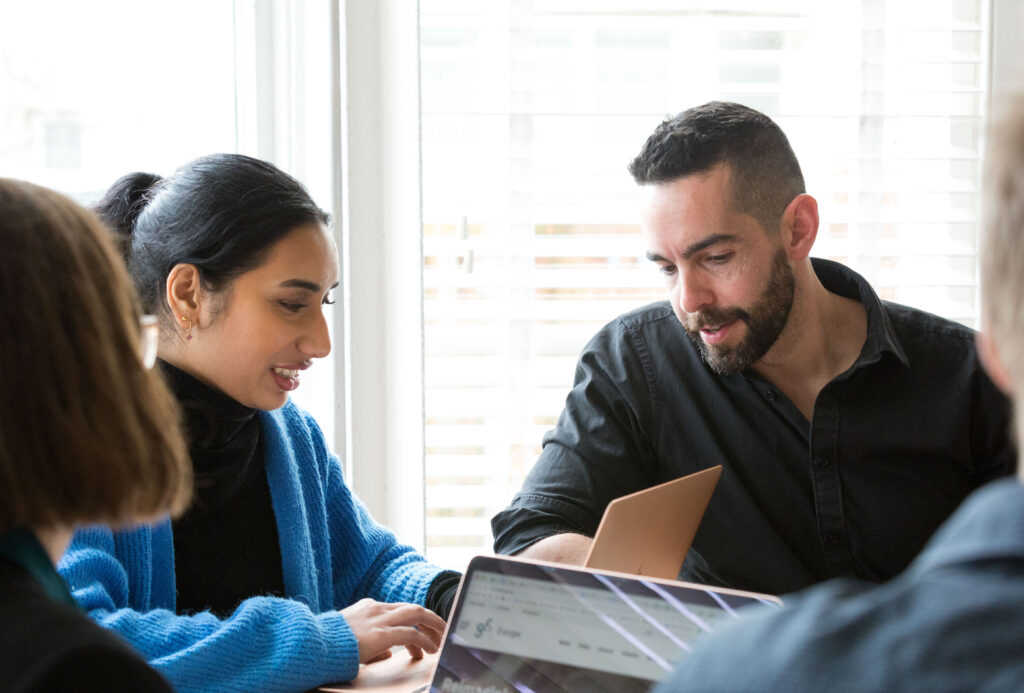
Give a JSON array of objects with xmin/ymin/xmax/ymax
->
[{"xmin": 341, "ymin": 598, "xmax": 447, "ymax": 663}]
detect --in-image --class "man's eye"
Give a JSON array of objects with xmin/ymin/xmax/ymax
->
[
  {"xmin": 706, "ymin": 252, "xmax": 734, "ymax": 265},
  {"xmin": 659, "ymin": 264, "xmax": 677, "ymax": 276}
]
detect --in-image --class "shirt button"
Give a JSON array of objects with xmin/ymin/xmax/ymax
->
[
  {"xmin": 824, "ymin": 533, "xmax": 843, "ymax": 546},
  {"xmin": 814, "ymin": 455, "xmax": 831, "ymax": 468},
  {"xmin": 766, "ymin": 390, "xmax": 777, "ymax": 401}
]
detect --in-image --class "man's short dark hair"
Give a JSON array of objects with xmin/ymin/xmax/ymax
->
[{"xmin": 628, "ymin": 101, "xmax": 806, "ymax": 234}]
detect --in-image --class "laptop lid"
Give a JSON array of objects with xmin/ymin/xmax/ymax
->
[
  {"xmin": 583, "ymin": 465, "xmax": 722, "ymax": 580},
  {"xmin": 429, "ymin": 554, "xmax": 780, "ymax": 692}
]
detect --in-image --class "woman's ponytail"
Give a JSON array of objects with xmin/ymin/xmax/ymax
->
[{"xmin": 93, "ymin": 172, "xmax": 163, "ymax": 261}]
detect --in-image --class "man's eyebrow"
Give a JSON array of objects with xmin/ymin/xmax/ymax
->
[
  {"xmin": 681, "ymin": 233, "xmax": 739, "ymax": 260},
  {"xmin": 646, "ymin": 233, "xmax": 740, "ymax": 264},
  {"xmin": 278, "ymin": 279, "xmax": 340, "ymax": 292}
]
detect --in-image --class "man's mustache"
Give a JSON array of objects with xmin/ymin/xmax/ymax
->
[{"xmin": 684, "ymin": 306, "xmax": 753, "ymax": 332}]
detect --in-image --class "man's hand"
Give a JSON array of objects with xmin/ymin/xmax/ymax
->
[
  {"xmin": 516, "ymin": 533, "xmax": 593, "ymax": 564},
  {"xmin": 342, "ymin": 599, "xmax": 446, "ymax": 663}
]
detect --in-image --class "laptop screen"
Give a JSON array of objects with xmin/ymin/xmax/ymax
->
[{"xmin": 430, "ymin": 556, "xmax": 779, "ymax": 693}]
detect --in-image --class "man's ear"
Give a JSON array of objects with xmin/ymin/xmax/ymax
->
[
  {"xmin": 779, "ymin": 194, "xmax": 819, "ymax": 261},
  {"xmin": 165, "ymin": 263, "xmax": 202, "ymax": 324},
  {"xmin": 977, "ymin": 329, "xmax": 1015, "ymax": 395}
]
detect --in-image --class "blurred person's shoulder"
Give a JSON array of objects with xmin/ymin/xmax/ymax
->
[
  {"xmin": 657, "ymin": 479, "xmax": 1024, "ymax": 693},
  {"xmin": 0, "ymin": 559, "xmax": 173, "ymax": 692}
]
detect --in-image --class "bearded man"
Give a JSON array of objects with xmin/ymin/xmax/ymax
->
[{"xmin": 491, "ymin": 101, "xmax": 1014, "ymax": 595}]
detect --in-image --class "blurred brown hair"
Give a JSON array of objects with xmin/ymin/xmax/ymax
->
[
  {"xmin": 981, "ymin": 101, "xmax": 1024, "ymax": 461},
  {"xmin": 0, "ymin": 178, "xmax": 191, "ymax": 533}
]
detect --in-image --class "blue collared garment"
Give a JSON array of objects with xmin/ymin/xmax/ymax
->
[
  {"xmin": 655, "ymin": 477, "xmax": 1024, "ymax": 693},
  {"xmin": 57, "ymin": 401, "xmax": 447, "ymax": 693}
]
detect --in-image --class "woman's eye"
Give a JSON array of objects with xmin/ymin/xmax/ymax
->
[
  {"xmin": 279, "ymin": 301, "xmax": 307, "ymax": 313},
  {"xmin": 322, "ymin": 292, "xmax": 336, "ymax": 306}
]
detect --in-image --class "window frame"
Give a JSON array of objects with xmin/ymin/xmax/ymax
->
[{"xmin": 337, "ymin": 0, "xmax": 427, "ymax": 549}]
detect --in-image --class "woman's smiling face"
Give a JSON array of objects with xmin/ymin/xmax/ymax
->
[{"xmin": 171, "ymin": 222, "xmax": 339, "ymax": 410}]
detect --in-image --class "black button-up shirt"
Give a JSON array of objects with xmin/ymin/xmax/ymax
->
[{"xmin": 492, "ymin": 259, "xmax": 1015, "ymax": 595}]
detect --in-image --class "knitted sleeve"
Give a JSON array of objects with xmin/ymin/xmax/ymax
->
[
  {"xmin": 58, "ymin": 526, "xmax": 362, "ymax": 693},
  {"xmin": 330, "ymin": 477, "xmax": 446, "ymax": 607},
  {"xmin": 291, "ymin": 408, "xmax": 452, "ymax": 608}
]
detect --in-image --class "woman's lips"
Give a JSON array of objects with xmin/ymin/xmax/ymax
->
[{"xmin": 270, "ymin": 366, "xmax": 301, "ymax": 391}]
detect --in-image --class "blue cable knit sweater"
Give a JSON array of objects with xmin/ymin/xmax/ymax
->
[{"xmin": 57, "ymin": 401, "xmax": 446, "ymax": 693}]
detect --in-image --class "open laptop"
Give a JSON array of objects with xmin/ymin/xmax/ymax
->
[
  {"xmin": 584, "ymin": 465, "xmax": 723, "ymax": 580},
  {"xmin": 425, "ymin": 554, "xmax": 780, "ymax": 692}
]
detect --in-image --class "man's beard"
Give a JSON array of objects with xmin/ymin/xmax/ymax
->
[{"xmin": 683, "ymin": 248, "xmax": 795, "ymax": 375}]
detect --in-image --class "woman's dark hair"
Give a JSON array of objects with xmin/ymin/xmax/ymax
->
[
  {"xmin": 94, "ymin": 153, "xmax": 330, "ymax": 317},
  {"xmin": 93, "ymin": 171, "xmax": 163, "ymax": 259},
  {"xmin": 0, "ymin": 178, "xmax": 191, "ymax": 532}
]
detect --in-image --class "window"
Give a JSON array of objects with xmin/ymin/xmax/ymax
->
[
  {"xmin": 1, "ymin": 0, "xmax": 337, "ymax": 437},
  {"xmin": 7, "ymin": 0, "xmax": 1011, "ymax": 572},
  {"xmin": 420, "ymin": 0, "xmax": 992, "ymax": 568},
  {"xmin": 0, "ymin": 1, "xmax": 236, "ymax": 202}
]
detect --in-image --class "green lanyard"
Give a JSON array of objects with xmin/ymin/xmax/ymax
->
[{"xmin": 0, "ymin": 528, "xmax": 78, "ymax": 608}]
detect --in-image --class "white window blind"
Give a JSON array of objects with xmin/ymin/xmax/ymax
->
[{"xmin": 420, "ymin": 0, "xmax": 990, "ymax": 569}]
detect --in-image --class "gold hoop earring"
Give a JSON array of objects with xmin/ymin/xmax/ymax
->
[{"xmin": 181, "ymin": 315, "xmax": 193, "ymax": 341}]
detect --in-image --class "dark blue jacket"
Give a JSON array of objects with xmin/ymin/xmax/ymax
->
[{"xmin": 657, "ymin": 478, "xmax": 1024, "ymax": 692}]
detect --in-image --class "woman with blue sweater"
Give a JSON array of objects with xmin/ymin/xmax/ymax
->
[{"xmin": 58, "ymin": 154, "xmax": 458, "ymax": 693}]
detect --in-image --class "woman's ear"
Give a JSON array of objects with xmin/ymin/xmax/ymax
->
[
  {"xmin": 977, "ymin": 329, "xmax": 1015, "ymax": 396},
  {"xmin": 166, "ymin": 263, "xmax": 201, "ymax": 325}
]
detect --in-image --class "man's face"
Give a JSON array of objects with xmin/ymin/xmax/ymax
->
[{"xmin": 641, "ymin": 164, "xmax": 795, "ymax": 374}]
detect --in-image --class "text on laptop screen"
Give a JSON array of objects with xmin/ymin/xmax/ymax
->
[{"xmin": 431, "ymin": 558, "xmax": 778, "ymax": 693}]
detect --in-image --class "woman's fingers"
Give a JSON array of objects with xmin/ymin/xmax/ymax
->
[
  {"xmin": 366, "ymin": 649, "xmax": 393, "ymax": 664},
  {"xmin": 342, "ymin": 599, "xmax": 450, "ymax": 664}
]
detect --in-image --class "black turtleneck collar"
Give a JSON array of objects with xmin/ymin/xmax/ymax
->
[
  {"xmin": 161, "ymin": 360, "xmax": 285, "ymax": 615},
  {"xmin": 159, "ymin": 359, "xmax": 263, "ymax": 512},
  {"xmin": 159, "ymin": 360, "xmax": 257, "ymax": 454}
]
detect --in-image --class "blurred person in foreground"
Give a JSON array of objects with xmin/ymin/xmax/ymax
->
[
  {"xmin": 0, "ymin": 178, "xmax": 191, "ymax": 692},
  {"xmin": 654, "ymin": 99, "xmax": 1024, "ymax": 692}
]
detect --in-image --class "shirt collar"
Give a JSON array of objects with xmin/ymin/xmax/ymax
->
[
  {"xmin": 811, "ymin": 257, "xmax": 910, "ymax": 369},
  {"xmin": 0, "ymin": 528, "xmax": 78, "ymax": 607}
]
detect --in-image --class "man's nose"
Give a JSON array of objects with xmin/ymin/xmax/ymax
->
[{"xmin": 677, "ymin": 270, "xmax": 712, "ymax": 315}]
